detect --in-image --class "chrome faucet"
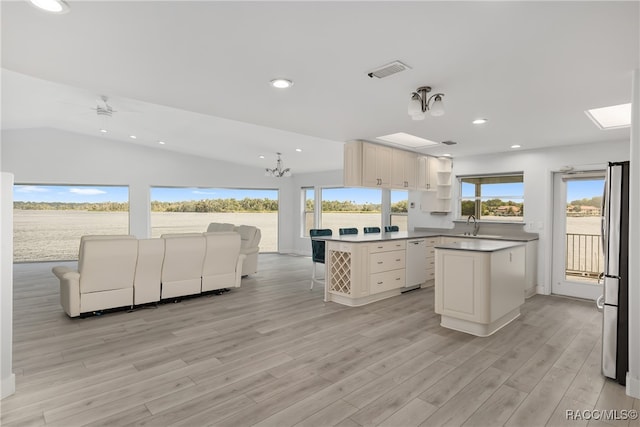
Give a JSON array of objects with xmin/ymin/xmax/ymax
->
[{"xmin": 466, "ymin": 214, "xmax": 480, "ymax": 236}]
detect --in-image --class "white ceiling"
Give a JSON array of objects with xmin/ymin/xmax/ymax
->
[{"xmin": 2, "ymin": 1, "xmax": 638, "ymax": 173}]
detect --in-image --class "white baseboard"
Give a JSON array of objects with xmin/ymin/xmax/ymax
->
[
  {"xmin": 1, "ymin": 373, "xmax": 15, "ymax": 399},
  {"xmin": 627, "ymin": 372, "xmax": 640, "ymax": 399}
]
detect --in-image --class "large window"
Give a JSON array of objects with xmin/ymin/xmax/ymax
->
[
  {"xmin": 390, "ymin": 190, "xmax": 408, "ymax": 231},
  {"xmin": 459, "ymin": 174, "xmax": 524, "ymax": 221},
  {"xmin": 13, "ymin": 184, "xmax": 129, "ymax": 262},
  {"xmin": 320, "ymin": 188, "xmax": 382, "ymax": 236},
  {"xmin": 150, "ymin": 187, "xmax": 278, "ymax": 252}
]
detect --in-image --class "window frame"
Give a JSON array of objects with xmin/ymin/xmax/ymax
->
[{"xmin": 458, "ymin": 173, "xmax": 525, "ymax": 222}]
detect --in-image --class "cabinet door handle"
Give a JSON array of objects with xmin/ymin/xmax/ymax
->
[
  {"xmin": 377, "ymin": 281, "xmax": 383, "ymax": 285},
  {"xmin": 377, "ymin": 261, "xmax": 383, "ymax": 264},
  {"xmin": 395, "ymin": 277, "xmax": 401, "ymax": 281},
  {"xmin": 396, "ymin": 259, "xmax": 401, "ymax": 262}
]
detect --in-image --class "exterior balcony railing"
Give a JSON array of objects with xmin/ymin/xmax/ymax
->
[{"xmin": 566, "ymin": 233, "xmax": 603, "ymax": 279}]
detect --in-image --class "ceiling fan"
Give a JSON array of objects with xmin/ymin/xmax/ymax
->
[{"xmin": 93, "ymin": 95, "xmax": 117, "ymax": 117}]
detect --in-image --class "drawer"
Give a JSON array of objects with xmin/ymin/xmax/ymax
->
[
  {"xmin": 370, "ymin": 250, "xmax": 406, "ymax": 274},
  {"xmin": 426, "ymin": 269, "xmax": 435, "ymax": 281},
  {"xmin": 370, "ymin": 269, "xmax": 405, "ymax": 294},
  {"xmin": 425, "ymin": 258, "xmax": 435, "ymax": 269},
  {"xmin": 425, "ymin": 237, "xmax": 439, "ymax": 247},
  {"xmin": 427, "ymin": 246, "xmax": 435, "ymax": 258},
  {"xmin": 369, "ymin": 240, "xmax": 406, "ymax": 253}
]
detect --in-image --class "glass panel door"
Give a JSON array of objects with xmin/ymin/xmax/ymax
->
[{"xmin": 552, "ymin": 172, "xmax": 605, "ymax": 300}]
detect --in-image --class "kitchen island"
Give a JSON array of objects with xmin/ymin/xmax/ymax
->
[
  {"xmin": 317, "ymin": 231, "xmax": 440, "ymax": 306},
  {"xmin": 435, "ymin": 240, "xmax": 526, "ymax": 337}
]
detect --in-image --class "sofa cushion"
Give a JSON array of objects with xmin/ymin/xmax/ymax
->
[
  {"xmin": 78, "ymin": 238, "xmax": 138, "ymax": 294},
  {"xmin": 207, "ymin": 222, "xmax": 235, "ymax": 232},
  {"xmin": 234, "ymin": 225, "xmax": 261, "ymax": 249}
]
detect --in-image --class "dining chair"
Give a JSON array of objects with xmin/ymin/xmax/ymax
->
[
  {"xmin": 339, "ymin": 228, "xmax": 358, "ymax": 236},
  {"xmin": 309, "ymin": 229, "xmax": 332, "ymax": 289}
]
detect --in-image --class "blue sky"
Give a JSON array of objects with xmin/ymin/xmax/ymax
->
[
  {"xmin": 13, "ymin": 185, "xmax": 130, "ymax": 203},
  {"xmin": 460, "ymin": 180, "xmax": 604, "ymax": 202},
  {"xmin": 151, "ymin": 187, "xmax": 278, "ymax": 202},
  {"xmin": 566, "ymin": 179, "xmax": 605, "ymax": 202},
  {"xmin": 13, "ymin": 180, "xmax": 603, "ymax": 205}
]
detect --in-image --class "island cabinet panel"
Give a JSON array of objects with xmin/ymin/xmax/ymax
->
[
  {"xmin": 324, "ymin": 238, "xmax": 409, "ymax": 306},
  {"xmin": 435, "ymin": 243, "xmax": 525, "ymax": 337},
  {"xmin": 439, "ymin": 253, "xmax": 484, "ymax": 319}
]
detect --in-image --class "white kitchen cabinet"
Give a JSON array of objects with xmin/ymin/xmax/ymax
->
[
  {"xmin": 362, "ymin": 142, "xmax": 392, "ymax": 187},
  {"xmin": 324, "ymin": 238, "xmax": 406, "ymax": 306},
  {"xmin": 417, "ymin": 156, "xmax": 439, "ymax": 190},
  {"xmin": 435, "ymin": 242, "xmax": 525, "ymax": 337},
  {"xmin": 424, "ymin": 237, "xmax": 438, "ymax": 284},
  {"xmin": 391, "ymin": 149, "xmax": 417, "ymax": 190},
  {"xmin": 344, "ymin": 141, "xmax": 417, "ymax": 189}
]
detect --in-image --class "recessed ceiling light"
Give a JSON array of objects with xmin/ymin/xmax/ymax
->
[
  {"xmin": 441, "ymin": 154, "xmax": 452, "ymax": 157},
  {"xmin": 511, "ymin": 144, "xmax": 521, "ymax": 149},
  {"xmin": 28, "ymin": 0, "xmax": 69, "ymax": 13},
  {"xmin": 295, "ymin": 148, "xmax": 302, "ymax": 152},
  {"xmin": 259, "ymin": 155, "xmax": 265, "ymax": 159},
  {"xmin": 376, "ymin": 132, "xmax": 438, "ymax": 148},
  {"xmin": 270, "ymin": 79, "xmax": 293, "ymax": 89},
  {"xmin": 158, "ymin": 141, "xmax": 166, "ymax": 145},
  {"xmin": 585, "ymin": 103, "xmax": 631, "ymax": 130},
  {"xmin": 472, "ymin": 118, "xmax": 488, "ymax": 125},
  {"xmin": 129, "ymin": 135, "xmax": 137, "ymax": 139},
  {"xmin": 99, "ymin": 129, "xmax": 108, "ymax": 133}
]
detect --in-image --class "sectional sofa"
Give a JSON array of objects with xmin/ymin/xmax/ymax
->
[
  {"xmin": 206, "ymin": 223, "xmax": 261, "ymax": 276},
  {"xmin": 52, "ymin": 232, "xmax": 245, "ymax": 317}
]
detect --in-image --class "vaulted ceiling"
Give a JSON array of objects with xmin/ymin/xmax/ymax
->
[{"xmin": 2, "ymin": 1, "xmax": 638, "ymax": 173}]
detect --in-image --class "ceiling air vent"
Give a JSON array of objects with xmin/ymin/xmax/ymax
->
[
  {"xmin": 367, "ymin": 61, "xmax": 411, "ymax": 79},
  {"xmin": 442, "ymin": 140, "xmax": 457, "ymax": 145}
]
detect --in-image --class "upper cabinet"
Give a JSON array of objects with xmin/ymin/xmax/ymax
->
[
  {"xmin": 417, "ymin": 156, "xmax": 439, "ymax": 190},
  {"xmin": 344, "ymin": 141, "xmax": 446, "ymax": 191},
  {"xmin": 391, "ymin": 149, "xmax": 417, "ymax": 190},
  {"xmin": 362, "ymin": 143, "xmax": 392, "ymax": 187}
]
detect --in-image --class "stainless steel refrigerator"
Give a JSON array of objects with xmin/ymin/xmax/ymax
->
[{"xmin": 598, "ymin": 161, "xmax": 629, "ymax": 385}]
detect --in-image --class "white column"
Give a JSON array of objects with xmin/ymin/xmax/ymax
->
[
  {"xmin": 1, "ymin": 172, "xmax": 16, "ymax": 399},
  {"xmin": 381, "ymin": 188, "xmax": 391, "ymax": 229},
  {"xmin": 627, "ymin": 68, "xmax": 640, "ymax": 399},
  {"xmin": 128, "ymin": 183, "xmax": 150, "ymax": 238}
]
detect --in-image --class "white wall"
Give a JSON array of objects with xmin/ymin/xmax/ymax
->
[
  {"xmin": 1, "ymin": 172, "xmax": 16, "ymax": 399},
  {"xmin": 1, "ymin": 128, "xmax": 297, "ymax": 250},
  {"xmin": 410, "ymin": 140, "xmax": 630, "ymax": 295}
]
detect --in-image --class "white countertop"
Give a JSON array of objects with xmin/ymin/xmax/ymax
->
[
  {"xmin": 435, "ymin": 240, "xmax": 525, "ymax": 252},
  {"xmin": 314, "ymin": 231, "xmax": 439, "ymax": 243}
]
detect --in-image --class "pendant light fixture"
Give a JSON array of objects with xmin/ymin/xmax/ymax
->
[
  {"xmin": 265, "ymin": 152, "xmax": 291, "ymax": 177},
  {"xmin": 408, "ymin": 86, "xmax": 445, "ymax": 120}
]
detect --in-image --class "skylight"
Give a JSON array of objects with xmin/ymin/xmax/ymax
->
[
  {"xmin": 585, "ymin": 103, "xmax": 631, "ymax": 130},
  {"xmin": 376, "ymin": 132, "xmax": 438, "ymax": 148}
]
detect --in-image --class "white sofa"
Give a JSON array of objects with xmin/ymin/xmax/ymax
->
[
  {"xmin": 202, "ymin": 231, "xmax": 244, "ymax": 292},
  {"xmin": 53, "ymin": 232, "xmax": 244, "ymax": 317},
  {"xmin": 53, "ymin": 235, "xmax": 138, "ymax": 318},
  {"xmin": 207, "ymin": 223, "xmax": 261, "ymax": 276}
]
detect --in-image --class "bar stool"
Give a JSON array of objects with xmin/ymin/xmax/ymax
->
[
  {"xmin": 339, "ymin": 228, "xmax": 358, "ymax": 235},
  {"xmin": 384, "ymin": 225, "xmax": 399, "ymax": 232},
  {"xmin": 309, "ymin": 229, "xmax": 332, "ymax": 289},
  {"xmin": 363, "ymin": 227, "xmax": 381, "ymax": 233}
]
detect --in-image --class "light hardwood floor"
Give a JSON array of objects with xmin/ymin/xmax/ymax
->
[{"xmin": 1, "ymin": 254, "xmax": 638, "ymax": 427}]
